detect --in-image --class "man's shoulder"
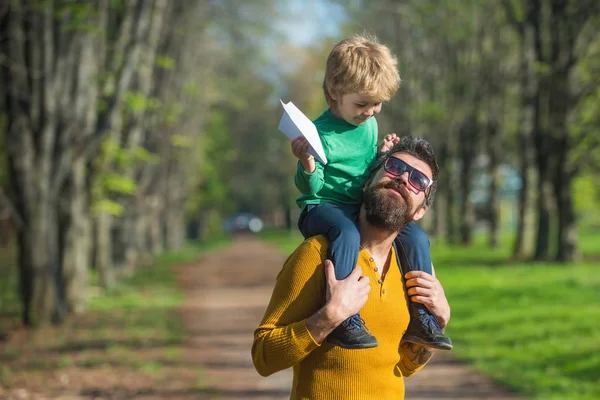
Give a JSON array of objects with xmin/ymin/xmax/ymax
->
[
  {"xmin": 286, "ymin": 235, "xmax": 329, "ymax": 265},
  {"xmin": 280, "ymin": 235, "xmax": 329, "ymax": 277},
  {"xmin": 297, "ymin": 235, "xmax": 329, "ymax": 254}
]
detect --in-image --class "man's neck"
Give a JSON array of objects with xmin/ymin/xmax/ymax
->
[{"xmin": 357, "ymin": 212, "xmax": 400, "ymax": 259}]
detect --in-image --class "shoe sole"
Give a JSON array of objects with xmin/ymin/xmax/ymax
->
[
  {"xmin": 326, "ymin": 338, "xmax": 379, "ymax": 349},
  {"xmin": 402, "ymin": 335, "xmax": 453, "ymax": 350}
]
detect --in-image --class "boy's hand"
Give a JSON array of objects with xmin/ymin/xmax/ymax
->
[
  {"xmin": 291, "ymin": 137, "xmax": 316, "ymax": 173},
  {"xmin": 291, "ymin": 136, "xmax": 313, "ymax": 160},
  {"xmin": 378, "ymin": 133, "xmax": 400, "ymax": 155}
]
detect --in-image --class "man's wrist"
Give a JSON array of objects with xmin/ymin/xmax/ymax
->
[
  {"xmin": 305, "ymin": 303, "xmax": 344, "ymax": 344},
  {"xmin": 321, "ymin": 301, "xmax": 345, "ymax": 327}
]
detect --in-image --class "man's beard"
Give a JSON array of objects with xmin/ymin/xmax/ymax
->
[{"xmin": 363, "ymin": 180, "xmax": 419, "ymax": 231}]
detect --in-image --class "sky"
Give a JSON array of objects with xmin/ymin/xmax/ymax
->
[{"xmin": 275, "ymin": 0, "xmax": 346, "ymax": 46}]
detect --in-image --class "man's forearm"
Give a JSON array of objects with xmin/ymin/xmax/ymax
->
[
  {"xmin": 305, "ymin": 304, "xmax": 344, "ymax": 344},
  {"xmin": 401, "ymin": 341, "xmax": 435, "ymax": 372}
]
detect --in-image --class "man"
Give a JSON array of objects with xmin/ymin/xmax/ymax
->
[{"xmin": 252, "ymin": 136, "xmax": 450, "ymax": 399}]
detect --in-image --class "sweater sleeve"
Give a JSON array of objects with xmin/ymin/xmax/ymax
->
[
  {"xmin": 397, "ymin": 344, "xmax": 432, "ymax": 377},
  {"xmin": 294, "ymin": 160, "xmax": 325, "ymax": 195},
  {"xmin": 251, "ymin": 239, "xmax": 326, "ymax": 377}
]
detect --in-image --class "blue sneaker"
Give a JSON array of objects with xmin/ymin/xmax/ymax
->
[{"xmin": 326, "ymin": 314, "xmax": 378, "ymax": 349}]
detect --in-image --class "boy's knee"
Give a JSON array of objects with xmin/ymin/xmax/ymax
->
[
  {"xmin": 329, "ymin": 223, "xmax": 360, "ymax": 244},
  {"xmin": 399, "ymin": 224, "xmax": 430, "ymax": 249}
]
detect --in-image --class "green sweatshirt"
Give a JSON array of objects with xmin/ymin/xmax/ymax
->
[{"xmin": 295, "ymin": 109, "xmax": 378, "ymax": 208}]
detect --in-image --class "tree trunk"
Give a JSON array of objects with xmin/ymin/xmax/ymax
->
[
  {"xmin": 60, "ymin": 157, "xmax": 91, "ymax": 314},
  {"xmin": 531, "ymin": 1, "xmax": 552, "ymax": 260},
  {"xmin": 548, "ymin": 1, "xmax": 579, "ymax": 262},
  {"xmin": 18, "ymin": 202, "xmax": 63, "ymax": 325},
  {"xmin": 458, "ymin": 116, "xmax": 478, "ymax": 245},
  {"xmin": 432, "ymin": 142, "xmax": 448, "ymax": 240},
  {"xmin": 512, "ymin": 23, "xmax": 533, "ymax": 258},
  {"xmin": 533, "ymin": 178, "xmax": 552, "ymax": 260},
  {"xmin": 439, "ymin": 143, "xmax": 457, "ymax": 244},
  {"xmin": 486, "ymin": 120, "xmax": 501, "ymax": 248},
  {"xmin": 148, "ymin": 196, "xmax": 165, "ymax": 255},
  {"xmin": 553, "ymin": 167, "xmax": 577, "ymax": 261},
  {"xmin": 95, "ymin": 212, "xmax": 115, "ymax": 289}
]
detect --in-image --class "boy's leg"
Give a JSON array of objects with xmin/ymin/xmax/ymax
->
[
  {"xmin": 299, "ymin": 203, "xmax": 359, "ymax": 280},
  {"xmin": 298, "ymin": 203, "xmax": 378, "ymax": 349},
  {"xmin": 396, "ymin": 222, "xmax": 452, "ymax": 350}
]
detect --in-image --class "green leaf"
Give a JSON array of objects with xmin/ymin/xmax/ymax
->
[
  {"xmin": 170, "ymin": 134, "xmax": 193, "ymax": 148},
  {"xmin": 155, "ymin": 55, "xmax": 176, "ymax": 70},
  {"xmin": 101, "ymin": 173, "xmax": 137, "ymax": 195},
  {"xmin": 92, "ymin": 199, "xmax": 124, "ymax": 216}
]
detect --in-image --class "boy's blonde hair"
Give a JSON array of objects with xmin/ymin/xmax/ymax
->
[{"xmin": 323, "ymin": 34, "xmax": 400, "ymax": 106}]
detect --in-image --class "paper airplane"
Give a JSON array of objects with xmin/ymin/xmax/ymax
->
[{"xmin": 278, "ymin": 100, "xmax": 328, "ymax": 165}]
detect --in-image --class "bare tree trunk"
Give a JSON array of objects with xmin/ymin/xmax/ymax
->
[
  {"xmin": 458, "ymin": 116, "xmax": 478, "ymax": 245},
  {"xmin": 3, "ymin": 3, "xmax": 66, "ymax": 325},
  {"xmin": 512, "ymin": 23, "xmax": 533, "ymax": 258},
  {"xmin": 548, "ymin": 1, "xmax": 580, "ymax": 262},
  {"xmin": 486, "ymin": 120, "xmax": 501, "ymax": 248},
  {"xmin": 95, "ymin": 212, "xmax": 115, "ymax": 289},
  {"xmin": 531, "ymin": 0, "xmax": 552, "ymax": 261},
  {"xmin": 61, "ymin": 158, "xmax": 91, "ymax": 313},
  {"xmin": 164, "ymin": 162, "xmax": 186, "ymax": 250},
  {"xmin": 432, "ymin": 142, "xmax": 448, "ymax": 239},
  {"xmin": 439, "ymin": 143, "xmax": 457, "ymax": 244}
]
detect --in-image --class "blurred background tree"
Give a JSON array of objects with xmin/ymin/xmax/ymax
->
[{"xmin": 0, "ymin": 0, "xmax": 598, "ymax": 327}]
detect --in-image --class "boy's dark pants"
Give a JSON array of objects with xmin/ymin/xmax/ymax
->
[{"xmin": 297, "ymin": 203, "xmax": 433, "ymax": 280}]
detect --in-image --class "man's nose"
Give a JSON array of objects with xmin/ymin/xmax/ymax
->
[{"xmin": 395, "ymin": 171, "xmax": 410, "ymax": 185}]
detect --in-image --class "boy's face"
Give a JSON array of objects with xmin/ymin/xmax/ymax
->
[{"xmin": 330, "ymin": 93, "xmax": 383, "ymax": 126}]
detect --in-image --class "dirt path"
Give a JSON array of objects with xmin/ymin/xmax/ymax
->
[{"xmin": 178, "ymin": 235, "xmax": 522, "ymax": 400}]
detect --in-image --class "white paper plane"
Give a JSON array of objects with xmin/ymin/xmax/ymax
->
[{"xmin": 278, "ymin": 100, "xmax": 328, "ymax": 165}]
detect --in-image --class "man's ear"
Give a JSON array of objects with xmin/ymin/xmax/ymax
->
[
  {"xmin": 412, "ymin": 204, "xmax": 428, "ymax": 222},
  {"xmin": 363, "ymin": 178, "xmax": 372, "ymax": 191}
]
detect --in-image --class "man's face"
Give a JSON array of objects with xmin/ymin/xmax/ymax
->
[
  {"xmin": 330, "ymin": 93, "xmax": 383, "ymax": 126},
  {"xmin": 363, "ymin": 153, "xmax": 432, "ymax": 231}
]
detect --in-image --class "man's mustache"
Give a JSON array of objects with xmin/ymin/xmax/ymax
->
[{"xmin": 380, "ymin": 180, "xmax": 411, "ymax": 201}]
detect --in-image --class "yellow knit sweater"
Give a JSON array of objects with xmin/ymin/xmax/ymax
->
[{"xmin": 252, "ymin": 235, "xmax": 429, "ymax": 400}]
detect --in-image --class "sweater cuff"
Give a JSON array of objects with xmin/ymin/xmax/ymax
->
[
  {"xmin": 400, "ymin": 355, "xmax": 428, "ymax": 377},
  {"xmin": 297, "ymin": 319, "xmax": 321, "ymax": 350},
  {"xmin": 300, "ymin": 166, "xmax": 315, "ymax": 176}
]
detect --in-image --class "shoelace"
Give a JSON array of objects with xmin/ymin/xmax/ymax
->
[
  {"xmin": 343, "ymin": 315, "xmax": 369, "ymax": 334},
  {"xmin": 419, "ymin": 313, "xmax": 441, "ymax": 335}
]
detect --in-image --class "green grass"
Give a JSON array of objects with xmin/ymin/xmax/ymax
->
[{"xmin": 261, "ymin": 228, "xmax": 600, "ymax": 400}]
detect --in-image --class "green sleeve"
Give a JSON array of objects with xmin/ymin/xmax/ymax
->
[{"xmin": 294, "ymin": 160, "xmax": 325, "ymax": 195}]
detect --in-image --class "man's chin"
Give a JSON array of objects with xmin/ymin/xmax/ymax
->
[{"xmin": 364, "ymin": 187, "xmax": 413, "ymax": 231}]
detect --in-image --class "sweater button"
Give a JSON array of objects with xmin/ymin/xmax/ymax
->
[
  {"xmin": 374, "ymin": 267, "xmax": 378, "ymax": 272},
  {"xmin": 378, "ymin": 279, "xmax": 383, "ymax": 284},
  {"xmin": 369, "ymin": 257, "xmax": 374, "ymax": 262},
  {"xmin": 382, "ymin": 289, "xmax": 386, "ymax": 294}
]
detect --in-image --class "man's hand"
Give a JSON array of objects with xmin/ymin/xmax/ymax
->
[
  {"xmin": 324, "ymin": 260, "xmax": 371, "ymax": 322},
  {"xmin": 305, "ymin": 260, "xmax": 371, "ymax": 343},
  {"xmin": 404, "ymin": 271, "xmax": 450, "ymax": 329},
  {"xmin": 378, "ymin": 133, "xmax": 400, "ymax": 155},
  {"xmin": 291, "ymin": 137, "xmax": 316, "ymax": 173}
]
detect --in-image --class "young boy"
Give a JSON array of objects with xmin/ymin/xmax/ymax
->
[{"xmin": 291, "ymin": 34, "xmax": 452, "ymax": 350}]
